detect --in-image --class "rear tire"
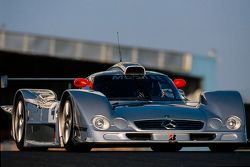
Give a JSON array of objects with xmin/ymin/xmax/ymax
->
[
  {"xmin": 14, "ymin": 95, "xmax": 48, "ymax": 151},
  {"xmin": 60, "ymin": 97, "xmax": 91, "ymax": 152},
  {"xmin": 14, "ymin": 96, "xmax": 26, "ymax": 151}
]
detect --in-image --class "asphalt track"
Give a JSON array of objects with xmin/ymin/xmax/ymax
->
[
  {"xmin": 1, "ymin": 150, "xmax": 250, "ymax": 167},
  {"xmin": 1, "ymin": 141, "xmax": 250, "ymax": 166}
]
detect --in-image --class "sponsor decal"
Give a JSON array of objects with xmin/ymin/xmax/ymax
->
[
  {"xmin": 168, "ymin": 134, "xmax": 177, "ymax": 141},
  {"xmin": 112, "ymin": 75, "xmax": 164, "ymax": 80}
]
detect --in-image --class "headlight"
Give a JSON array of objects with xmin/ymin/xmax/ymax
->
[
  {"xmin": 226, "ymin": 116, "xmax": 241, "ymax": 130},
  {"xmin": 92, "ymin": 116, "xmax": 110, "ymax": 130}
]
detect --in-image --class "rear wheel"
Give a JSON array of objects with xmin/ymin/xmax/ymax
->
[
  {"xmin": 14, "ymin": 96, "xmax": 48, "ymax": 151},
  {"xmin": 151, "ymin": 145, "xmax": 182, "ymax": 152},
  {"xmin": 60, "ymin": 98, "xmax": 91, "ymax": 152},
  {"xmin": 14, "ymin": 97, "xmax": 25, "ymax": 151}
]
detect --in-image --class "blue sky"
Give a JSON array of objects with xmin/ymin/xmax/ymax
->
[{"xmin": 1, "ymin": 0, "xmax": 250, "ymax": 102}]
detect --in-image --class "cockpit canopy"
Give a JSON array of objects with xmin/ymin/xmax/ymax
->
[{"xmin": 93, "ymin": 74, "xmax": 182, "ymax": 101}]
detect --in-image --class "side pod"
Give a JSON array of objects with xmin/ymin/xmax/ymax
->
[{"xmin": 12, "ymin": 89, "xmax": 60, "ymax": 149}]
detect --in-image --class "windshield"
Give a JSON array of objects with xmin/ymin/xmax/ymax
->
[{"xmin": 93, "ymin": 74, "xmax": 182, "ymax": 101}]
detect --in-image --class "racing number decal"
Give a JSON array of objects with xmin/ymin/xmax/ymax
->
[{"xmin": 48, "ymin": 102, "xmax": 59, "ymax": 123}]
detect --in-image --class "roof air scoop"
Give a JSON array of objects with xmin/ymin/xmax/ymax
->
[
  {"xmin": 125, "ymin": 66, "xmax": 145, "ymax": 75},
  {"xmin": 107, "ymin": 62, "xmax": 146, "ymax": 75}
]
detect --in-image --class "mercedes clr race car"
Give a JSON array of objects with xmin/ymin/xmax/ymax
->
[{"xmin": 1, "ymin": 62, "xmax": 247, "ymax": 152}]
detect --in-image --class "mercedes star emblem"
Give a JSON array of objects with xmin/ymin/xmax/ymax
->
[{"xmin": 161, "ymin": 119, "xmax": 177, "ymax": 130}]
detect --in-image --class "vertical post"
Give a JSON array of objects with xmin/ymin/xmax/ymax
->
[
  {"xmin": 1, "ymin": 75, "xmax": 8, "ymax": 88},
  {"xmin": 100, "ymin": 44, "xmax": 107, "ymax": 62},
  {"xmin": 22, "ymin": 34, "xmax": 29, "ymax": 52},
  {"xmin": 106, "ymin": 45, "xmax": 113, "ymax": 62},
  {"xmin": 68, "ymin": 83, "xmax": 72, "ymax": 89},
  {"xmin": 75, "ymin": 42, "xmax": 83, "ymax": 60},
  {"xmin": 0, "ymin": 30, "xmax": 5, "ymax": 49},
  {"xmin": 131, "ymin": 48, "xmax": 138, "ymax": 63},
  {"xmin": 49, "ymin": 38, "xmax": 56, "ymax": 56},
  {"xmin": 183, "ymin": 53, "xmax": 192, "ymax": 72},
  {"xmin": 158, "ymin": 51, "xmax": 165, "ymax": 69}
]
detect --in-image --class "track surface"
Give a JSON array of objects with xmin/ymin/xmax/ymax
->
[{"xmin": 2, "ymin": 150, "xmax": 250, "ymax": 167}]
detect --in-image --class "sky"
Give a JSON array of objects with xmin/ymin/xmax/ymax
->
[{"xmin": 0, "ymin": 0, "xmax": 250, "ymax": 102}]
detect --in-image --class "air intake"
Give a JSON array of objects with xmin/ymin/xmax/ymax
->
[
  {"xmin": 108, "ymin": 62, "xmax": 146, "ymax": 75},
  {"xmin": 125, "ymin": 66, "xmax": 145, "ymax": 75},
  {"xmin": 134, "ymin": 119, "xmax": 204, "ymax": 130}
]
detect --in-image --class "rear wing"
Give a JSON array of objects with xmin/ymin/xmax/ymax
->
[
  {"xmin": 0, "ymin": 75, "xmax": 75, "ymax": 114},
  {"xmin": 1, "ymin": 75, "xmax": 8, "ymax": 88},
  {"xmin": 1, "ymin": 75, "xmax": 75, "ymax": 88},
  {"xmin": 1, "ymin": 105, "xmax": 13, "ymax": 114}
]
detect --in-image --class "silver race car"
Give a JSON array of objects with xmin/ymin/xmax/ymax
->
[{"xmin": 1, "ymin": 62, "xmax": 247, "ymax": 151}]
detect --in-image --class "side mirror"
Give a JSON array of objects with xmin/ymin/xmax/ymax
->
[
  {"xmin": 74, "ymin": 78, "xmax": 93, "ymax": 89},
  {"xmin": 173, "ymin": 79, "xmax": 186, "ymax": 89}
]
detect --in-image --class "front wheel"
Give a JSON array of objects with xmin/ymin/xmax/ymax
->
[
  {"xmin": 209, "ymin": 144, "xmax": 238, "ymax": 152},
  {"xmin": 151, "ymin": 145, "xmax": 182, "ymax": 152},
  {"xmin": 60, "ymin": 98, "xmax": 91, "ymax": 152}
]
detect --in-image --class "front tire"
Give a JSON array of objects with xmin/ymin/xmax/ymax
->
[
  {"xmin": 151, "ymin": 145, "xmax": 182, "ymax": 152},
  {"xmin": 60, "ymin": 98, "xmax": 91, "ymax": 152},
  {"xmin": 209, "ymin": 144, "xmax": 238, "ymax": 152}
]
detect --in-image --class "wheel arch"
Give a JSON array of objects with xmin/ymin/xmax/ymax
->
[
  {"xmin": 199, "ymin": 91, "xmax": 245, "ymax": 120},
  {"xmin": 58, "ymin": 89, "xmax": 112, "ymax": 144},
  {"xmin": 199, "ymin": 90, "xmax": 247, "ymax": 140},
  {"xmin": 60, "ymin": 89, "xmax": 112, "ymax": 125}
]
